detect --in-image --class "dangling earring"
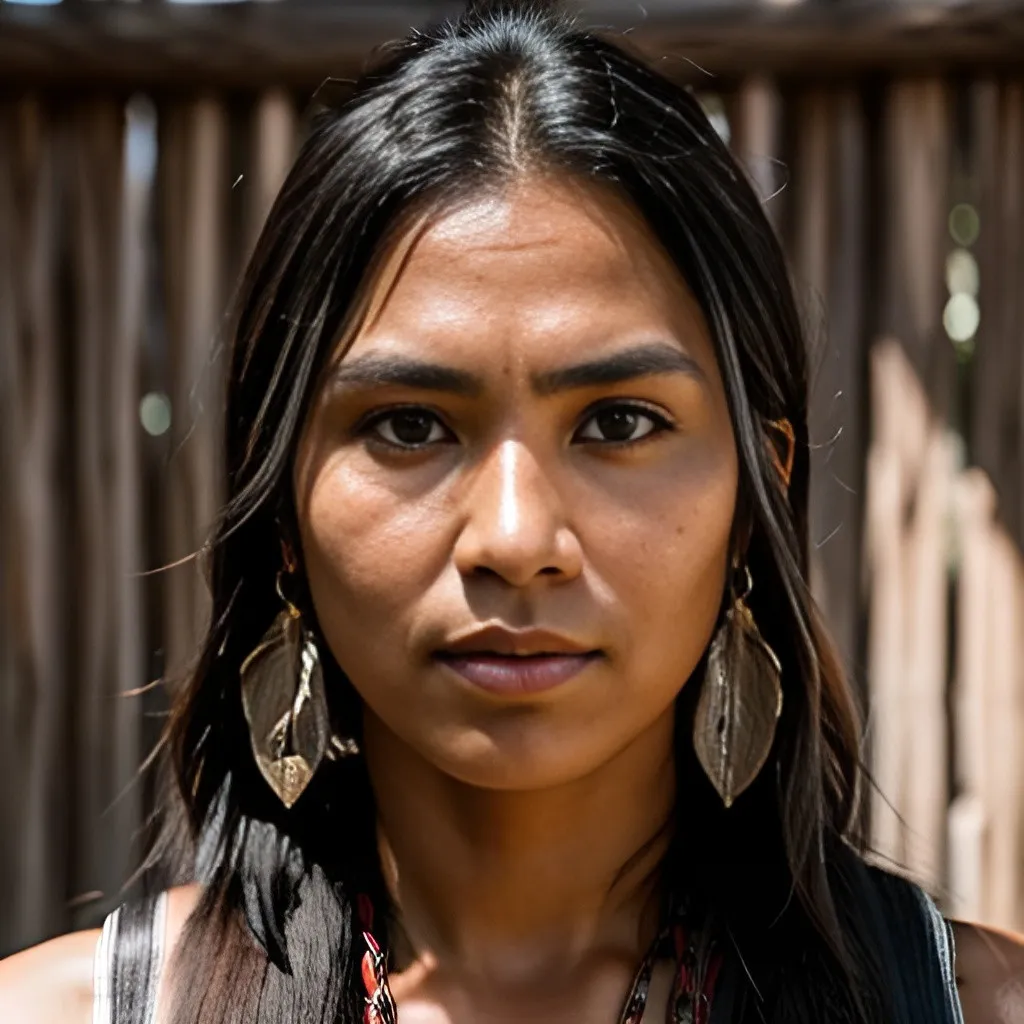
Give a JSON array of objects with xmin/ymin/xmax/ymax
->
[
  {"xmin": 693, "ymin": 558, "xmax": 783, "ymax": 808},
  {"xmin": 240, "ymin": 540, "xmax": 359, "ymax": 809}
]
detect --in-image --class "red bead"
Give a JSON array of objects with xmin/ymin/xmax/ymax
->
[{"xmin": 361, "ymin": 950, "xmax": 378, "ymax": 995}]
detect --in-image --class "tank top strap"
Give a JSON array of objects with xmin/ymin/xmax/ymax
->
[
  {"xmin": 92, "ymin": 891, "xmax": 169, "ymax": 1024},
  {"xmin": 916, "ymin": 887, "xmax": 966, "ymax": 1024},
  {"xmin": 854, "ymin": 868, "xmax": 965, "ymax": 1024}
]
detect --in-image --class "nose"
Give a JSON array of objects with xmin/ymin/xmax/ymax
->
[{"xmin": 453, "ymin": 440, "xmax": 583, "ymax": 587}]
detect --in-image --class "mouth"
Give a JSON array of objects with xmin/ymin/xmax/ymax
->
[
  {"xmin": 433, "ymin": 626, "xmax": 603, "ymax": 695},
  {"xmin": 433, "ymin": 651, "xmax": 603, "ymax": 695}
]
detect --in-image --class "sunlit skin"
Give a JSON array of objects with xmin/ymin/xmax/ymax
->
[{"xmin": 293, "ymin": 176, "xmax": 738, "ymax": 1022}]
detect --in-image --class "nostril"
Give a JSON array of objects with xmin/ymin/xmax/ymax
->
[{"xmin": 469, "ymin": 565, "xmax": 502, "ymax": 579}]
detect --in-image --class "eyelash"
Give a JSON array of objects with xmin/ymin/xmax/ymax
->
[{"xmin": 357, "ymin": 401, "xmax": 675, "ymax": 451}]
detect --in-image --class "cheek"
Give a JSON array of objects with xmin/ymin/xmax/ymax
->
[
  {"xmin": 588, "ymin": 449, "xmax": 737, "ymax": 681},
  {"xmin": 297, "ymin": 454, "xmax": 448, "ymax": 659}
]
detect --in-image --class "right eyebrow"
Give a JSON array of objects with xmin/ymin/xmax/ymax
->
[{"xmin": 324, "ymin": 354, "xmax": 484, "ymax": 397}]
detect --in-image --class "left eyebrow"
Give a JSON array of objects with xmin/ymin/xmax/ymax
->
[{"xmin": 531, "ymin": 342, "xmax": 707, "ymax": 395}]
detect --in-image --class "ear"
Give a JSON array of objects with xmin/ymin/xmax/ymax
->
[{"xmin": 764, "ymin": 418, "xmax": 795, "ymax": 494}]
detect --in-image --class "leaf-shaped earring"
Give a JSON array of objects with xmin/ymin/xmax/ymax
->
[
  {"xmin": 693, "ymin": 561, "xmax": 783, "ymax": 808},
  {"xmin": 240, "ymin": 556, "xmax": 358, "ymax": 809}
]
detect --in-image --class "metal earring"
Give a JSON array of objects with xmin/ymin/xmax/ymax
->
[
  {"xmin": 693, "ymin": 560, "xmax": 783, "ymax": 808},
  {"xmin": 240, "ymin": 544, "xmax": 359, "ymax": 809}
]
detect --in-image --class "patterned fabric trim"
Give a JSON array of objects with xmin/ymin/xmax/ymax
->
[
  {"xmin": 356, "ymin": 892, "xmax": 720, "ymax": 1024},
  {"xmin": 92, "ymin": 892, "xmax": 168, "ymax": 1024}
]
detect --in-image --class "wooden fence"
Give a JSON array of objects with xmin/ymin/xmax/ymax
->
[{"xmin": 1, "ymin": 0, "xmax": 1023, "ymax": 954}]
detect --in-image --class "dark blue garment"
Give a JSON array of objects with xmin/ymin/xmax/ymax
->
[
  {"xmin": 706, "ymin": 866, "xmax": 964, "ymax": 1024},
  {"xmin": 853, "ymin": 868, "xmax": 963, "ymax": 1024}
]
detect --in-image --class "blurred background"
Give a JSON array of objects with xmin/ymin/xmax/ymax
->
[{"xmin": 2, "ymin": 0, "xmax": 1024, "ymax": 957}]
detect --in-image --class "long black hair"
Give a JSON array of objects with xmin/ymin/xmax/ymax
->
[{"xmin": 157, "ymin": 3, "xmax": 930, "ymax": 1022}]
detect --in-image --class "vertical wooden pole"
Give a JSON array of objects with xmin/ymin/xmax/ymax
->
[
  {"xmin": 866, "ymin": 76, "xmax": 953, "ymax": 890},
  {"xmin": 68, "ymin": 97, "xmax": 149, "ymax": 922},
  {"xmin": 901, "ymin": 425, "xmax": 953, "ymax": 885},
  {"xmin": 947, "ymin": 793, "xmax": 985, "ymax": 921},
  {"xmin": 159, "ymin": 97, "xmax": 228, "ymax": 685},
  {"xmin": 729, "ymin": 76, "xmax": 785, "ymax": 230},
  {"xmin": 0, "ymin": 99, "xmax": 71, "ymax": 953},
  {"xmin": 984, "ymin": 528, "xmax": 1023, "ymax": 928},
  {"xmin": 246, "ymin": 89, "xmax": 296, "ymax": 255},
  {"xmin": 950, "ymin": 470, "xmax": 997, "ymax": 918},
  {"xmin": 867, "ymin": 342, "xmax": 911, "ymax": 866},
  {"xmin": 877, "ymin": 79, "xmax": 953, "ymax": 411},
  {"xmin": 789, "ymin": 89, "xmax": 833, "ymax": 614}
]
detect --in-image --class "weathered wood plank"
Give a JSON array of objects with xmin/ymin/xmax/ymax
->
[
  {"xmin": 0, "ymin": 100, "xmax": 71, "ymax": 954},
  {"xmin": 900, "ymin": 425, "xmax": 954, "ymax": 887},
  {"xmin": 947, "ymin": 792, "xmax": 985, "ymax": 920},
  {"xmin": 983, "ymin": 525, "xmax": 1023, "ymax": 928},
  {"xmin": 784, "ymin": 86, "xmax": 869, "ymax": 702},
  {"xmin": 246, "ymin": 90, "xmax": 298, "ymax": 256},
  {"xmin": 820, "ymin": 87, "xmax": 869, "ymax": 698},
  {"xmin": 951, "ymin": 471, "xmax": 997, "ymax": 920},
  {"xmin": 727, "ymin": 77, "xmax": 784, "ymax": 231},
  {"xmin": 70, "ymin": 98, "xmax": 124, "ymax": 915},
  {"xmin": 1, "ymin": 0, "xmax": 1024, "ymax": 88},
  {"xmin": 969, "ymin": 80, "xmax": 1024, "ymax": 548},
  {"xmin": 66, "ymin": 98, "xmax": 148, "ymax": 930},
  {"xmin": 159, "ymin": 98, "xmax": 229, "ymax": 687},
  {"xmin": 866, "ymin": 340, "xmax": 953, "ymax": 888},
  {"xmin": 877, "ymin": 78, "xmax": 954, "ymax": 419},
  {"xmin": 866, "ymin": 344, "xmax": 911, "ymax": 868},
  {"xmin": 968, "ymin": 79, "xmax": 1004, "ymax": 526},
  {"xmin": 997, "ymin": 83, "xmax": 1024, "ymax": 545}
]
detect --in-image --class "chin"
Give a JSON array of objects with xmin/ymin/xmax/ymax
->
[
  {"xmin": 419, "ymin": 719, "xmax": 620, "ymax": 791},
  {"xmin": 434, "ymin": 756, "xmax": 601, "ymax": 792}
]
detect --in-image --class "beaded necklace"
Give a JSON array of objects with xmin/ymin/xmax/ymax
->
[{"xmin": 355, "ymin": 895, "xmax": 721, "ymax": 1024}]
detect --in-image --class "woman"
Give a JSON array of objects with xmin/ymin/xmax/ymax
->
[{"xmin": 1, "ymin": 2, "xmax": 1020, "ymax": 1021}]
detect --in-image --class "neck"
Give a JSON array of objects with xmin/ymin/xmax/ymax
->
[{"xmin": 362, "ymin": 707, "xmax": 677, "ymax": 990}]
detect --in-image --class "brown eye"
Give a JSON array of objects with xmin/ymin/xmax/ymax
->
[
  {"xmin": 575, "ymin": 404, "xmax": 669, "ymax": 444},
  {"xmin": 369, "ymin": 408, "xmax": 450, "ymax": 447}
]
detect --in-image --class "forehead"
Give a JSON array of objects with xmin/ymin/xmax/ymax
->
[{"xmin": 343, "ymin": 176, "xmax": 715, "ymax": 370}]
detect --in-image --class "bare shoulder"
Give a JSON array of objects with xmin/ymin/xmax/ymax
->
[
  {"xmin": 0, "ymin": 927, "xmax": 100, "ymax": 1024},
  {"xmin": 0, "ymin": 884, "xmax": 203, "ymax": 1024},
  {"xmin": 953, "ymin": 919, "xmax": 1024, "ymax": 1024}
]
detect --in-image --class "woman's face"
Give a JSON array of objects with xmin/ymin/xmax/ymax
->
[{"xmin": 295, "ymin": 176, "xmax": 738, "ymax": 790}]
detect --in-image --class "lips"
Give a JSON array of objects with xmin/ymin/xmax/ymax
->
[
  {"xmin": 436, "ymin": 651, "xmax": 601, "ymax": 694},
  {"xmin": 434, "ymin": 626, "xmax": 602, "ymax": 695}
]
